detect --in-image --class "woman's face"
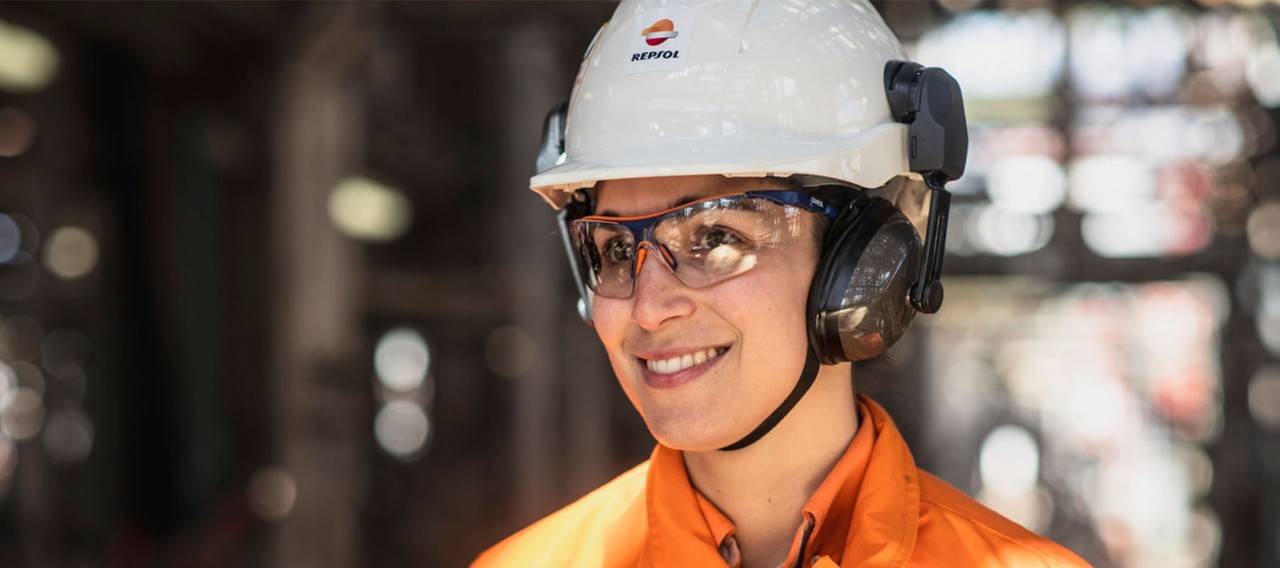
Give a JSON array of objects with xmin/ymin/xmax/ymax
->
[{"xmin": 590, "ymin": 175, "xmax": 821, "ymax": 451}]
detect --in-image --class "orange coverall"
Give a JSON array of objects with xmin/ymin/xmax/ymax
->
[{"xmin": 474, "ymin": 396, "xmax": 1092, "ymax": 567}]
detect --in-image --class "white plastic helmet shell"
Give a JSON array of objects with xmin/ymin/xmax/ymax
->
[{"xmin": 531, "ymin": 0, "xmax": 911, "ymax": 209}]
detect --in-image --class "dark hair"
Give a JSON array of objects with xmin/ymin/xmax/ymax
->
[{"xmin": 810, "ymin": 212, "xmax": 831, "ymax": 249}]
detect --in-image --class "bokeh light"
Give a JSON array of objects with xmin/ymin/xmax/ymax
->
[
  {"xmin": 375, "ymin": 400, "xmax": 430, "ymax": 459},
  {"xmin": 1126, "ymin": 8, "xmax": 1190, "ymax": 100},
  {"xmin": 944, "ymin": 204, "xmax": 979, "ymax": 257},
  {"xmin": 1192, "ymin": 10, "xmax": 1273, "ymax": 98},
  {"xmin": 987, "ymin": 155, "xmax": 1067, "ymax": 215},
  {"xmin": 1068, "ymin": 8, "xmax": 1131, "ymax": 101},
  {"xmin": 979, "ymin": 424, "xmax": 1040, "ymax": 500},
  {"xmin": 0, "ymin": 213, "xmax": 20, "ymax": 263},
  {"xmin": 1068, "ymin": 155, "xmax": 1155, "ymax": 213},
  {"xmin": 1187, "ymin": 108, "xmax": 1246, "ymax": 166},
  {"xmin": 10, "ymin": 361, "xmax": 42, "ymax": 397},
  {"xmin": 1259, "ymin": 282, "xmax": 1280, "ymax": 357},
  {"xmin": 1068, "ymin": 6, "xmax": 1191, "ymax": 101},
  {"xmin": 0, "ymin": 18, "xmax": 58, "ymax": 93},
  {"xmin": 43, "ymin": 226, "xmax": 99, "ymax": 280},
  {"xmin": 248, "ymin": 467, "xmax": 298, "ymax": 522},
  {"xmin": 374, "ymin": 328, "xmax": 429, "ymax": 393},
  {"xmin": 1072, "ymin": 106, "xmax": 1248, "ymax": 169},
  {"xmin": 925, "ymin": 277, "xmax": 1226, "ymax": 565},
  {"xmin": 1248, "ymin": 366, "xmax": 1280, "ymax": 431},
  {"xmin": 1247, "ymin": 42, "xmax": 1280, "ymax": 108},
  {"xmin": 42, "ymin": 409, "xmax": 92, "ymax": 465},
  {"xmin": 971, "ymin": 206, "xmax": 1054, "ymax": 257},
  {"xmin": 979, "ymin": 486, "xmax": 1054, "ymax": 536},
  {"xmin": 1135, "ymin": 281, "xmax": 1223, "ymax": 437},
  {"xmin": 1178, "ymin": 444, "xmax": 1215, "ymax": 498},
  {"xmin": 0, "ymin": 106, "xmax": 35, "ymax": 157},
  {"xmin": 57, "ymin": 366, "xmax": 87, "ymax": 407},
  {"xmin": 1082, "ymin": 204, "xmax": 1213, "ymax": 259},
  {"xmin": 0, "ymin": 386, "xmax": 43, "ymax": 440},
  {"xmin": 328, "ymin": 176, "xmax": 412, "ymax": 242},
  {"xmin": 1187, "ymin": 506, "xmax": 1223, "ymax": 567},
  {"xmin": 1246, "ymin": 202, "xmax": 1280, "ymax": 259},
  {"xmin": 916, "ymin": 9, "xmax": 1065, "ymax": 101},
  {"xmin": 0, "ymin": 361, "xmax": 12, "ymax": 400},
  {"xmin": 0, "ymin": 434, "xmax": 15, "ymax": 498}
]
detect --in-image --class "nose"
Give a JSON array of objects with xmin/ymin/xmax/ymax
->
[{"xmin": 630, "ymin": 243, "xmax": 695, "ymax": 331}]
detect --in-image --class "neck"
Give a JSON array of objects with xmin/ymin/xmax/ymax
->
[{"xmin": 683, "ymin": 363, "xmax": 858, "ymax": 568}]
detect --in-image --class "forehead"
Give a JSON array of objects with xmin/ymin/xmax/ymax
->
[{"xmin": 594, "ymin": 175, "xmax": 793, "ymax": 216}]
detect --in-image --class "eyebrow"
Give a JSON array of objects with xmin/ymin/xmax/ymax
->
[{"xmin": 597, "ymin": 194, "xmax": 702, "ymax": 217}]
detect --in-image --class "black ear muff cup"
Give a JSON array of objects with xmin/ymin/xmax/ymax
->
[{"xmin": 806, "ymin": 195, "xmax": 923, "ymax": 365}]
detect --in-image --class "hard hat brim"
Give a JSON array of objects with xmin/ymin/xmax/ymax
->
[{"xmin": 530, "ymin": 123, "xmax": 909, "ymax": 209}]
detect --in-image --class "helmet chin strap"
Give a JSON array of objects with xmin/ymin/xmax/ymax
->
[{"xmin": 718, "ymin": 348, "xmax": 822, "ymax": 451}]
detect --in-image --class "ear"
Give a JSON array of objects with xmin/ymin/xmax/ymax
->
[{"xmin": 866, "ymin": 175, "xmax": 930, "ymax": 239}]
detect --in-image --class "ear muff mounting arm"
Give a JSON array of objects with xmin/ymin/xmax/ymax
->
[
  {"xmin": 539, "ymin": 100, "xmax": 596, "ymax": 322},
  {"xmin": 557, "ymin": 190, "xmax": 595, "ymax": 324},
  {"xmin": 885, "ymin": 61, "xmax": 968, "ymax": 314},
  {"xmin": 537, "ymin": 101, "xmax": 569, "ymax": 175},
  {"xmin": 912, "ymin": 177, "xmax": 950, "ymax": 313}
]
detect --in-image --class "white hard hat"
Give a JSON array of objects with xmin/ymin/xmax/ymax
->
[{"xmin": 531, "ymin": 0, "xmax": 912, "ymax": 209}]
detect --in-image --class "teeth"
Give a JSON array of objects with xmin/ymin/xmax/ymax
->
[{"xmin": 645, "ymin": 347, "xmax": 723, "ymax": 374}]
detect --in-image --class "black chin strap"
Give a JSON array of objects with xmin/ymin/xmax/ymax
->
[{"xmin": 718, "ymin": 349, "xmax": 822, "ymax": 451}]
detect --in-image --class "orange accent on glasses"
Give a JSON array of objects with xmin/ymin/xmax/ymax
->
[{"xmin": 633, "ymin": 247, "xmax": 649, "ymax": 277}]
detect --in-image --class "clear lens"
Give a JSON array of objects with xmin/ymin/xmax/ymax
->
[
  {"xmin": 570, "ymin": 196, "xmax": 812, "ymax": 299},
  {"xmin": 578, "ymin": 223, "xmax": 636, "ymax": 299}
]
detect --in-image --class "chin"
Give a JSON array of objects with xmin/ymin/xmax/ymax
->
[{"xmin": 640, "ymin": 403, "xmax": 743, "ymax": 452}]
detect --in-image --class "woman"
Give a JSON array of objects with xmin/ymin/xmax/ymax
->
[{"xmin": 477, "ymin": 1, "xmax": 1090, "ymax": 566}]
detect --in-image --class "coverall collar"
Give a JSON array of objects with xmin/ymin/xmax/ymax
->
[{"xmin": 644, "ymin": 396, "xmax": 921, "ymax": 567}]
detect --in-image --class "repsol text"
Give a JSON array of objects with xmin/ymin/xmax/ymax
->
[{"xmin": 631, "ymin": 50, "xmax": 679, "ymax": 62}]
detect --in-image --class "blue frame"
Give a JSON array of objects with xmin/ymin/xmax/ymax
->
[{"xmin": 585, "ymin": 189, "xmax": 843, "ymax": 235}]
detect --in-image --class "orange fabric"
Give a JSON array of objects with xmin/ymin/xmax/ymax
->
[{"xmin": 474, "ymin": 396, "xmax": 1092, "ymax": 567}]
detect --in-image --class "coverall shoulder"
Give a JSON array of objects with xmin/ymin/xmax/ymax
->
[{"xmin": 474, "ymin": 396, "xmax": 1092, "ymax": 568}]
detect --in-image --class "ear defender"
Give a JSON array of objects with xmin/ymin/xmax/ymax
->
[
  {"xmin": 803, "ymin": 61, "xmax": 967, "ymax": 364},
  {"xmin": 805, "ymin": 192, "xmax": 922, "ymax": 364}
]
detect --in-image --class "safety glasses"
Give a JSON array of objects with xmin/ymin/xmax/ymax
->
[{"xmin": 567, "ymin": 190, "xmax": 843, "ymax": 300}]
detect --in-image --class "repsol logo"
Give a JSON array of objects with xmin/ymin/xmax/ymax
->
[{"xmin": 631, "ymin": 50, "xmax": 679, "ymax": 62}]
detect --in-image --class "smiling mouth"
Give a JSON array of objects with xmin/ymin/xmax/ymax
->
[{"xmin": 639, "ymin": 346, "xmax": 730, "ymax": 375}]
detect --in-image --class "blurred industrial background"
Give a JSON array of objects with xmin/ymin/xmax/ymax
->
[{"xmin": 0, "ymin": 1, "xmax": 1277, "ymax": 566}]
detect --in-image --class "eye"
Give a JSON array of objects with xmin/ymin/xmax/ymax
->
[
  {"xmin": 693, "ymin": 226, "xmax": 744, "ymax": 251},
  {"xmin": 602, "ymin": 237, "xmax": 633, "ymax": 263}
]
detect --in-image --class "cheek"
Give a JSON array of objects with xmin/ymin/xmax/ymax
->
[
  {"xmin": 717, "ymin": 272, "xmax": 810, "ymax": 348},
  {"xmin": 590, "ymin": 296, "xmax": 632, "ymax": 342},
  {"xmin": 718, "ymin": 247, "xmax": 816, "ymax": 331},
  {"xmin": 710, "ymin": 254, "xmax": 816, "ymax": 378},
  {"xmin": 588, "ymin": 298, "xmax": 636, "ymax": 370}
]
